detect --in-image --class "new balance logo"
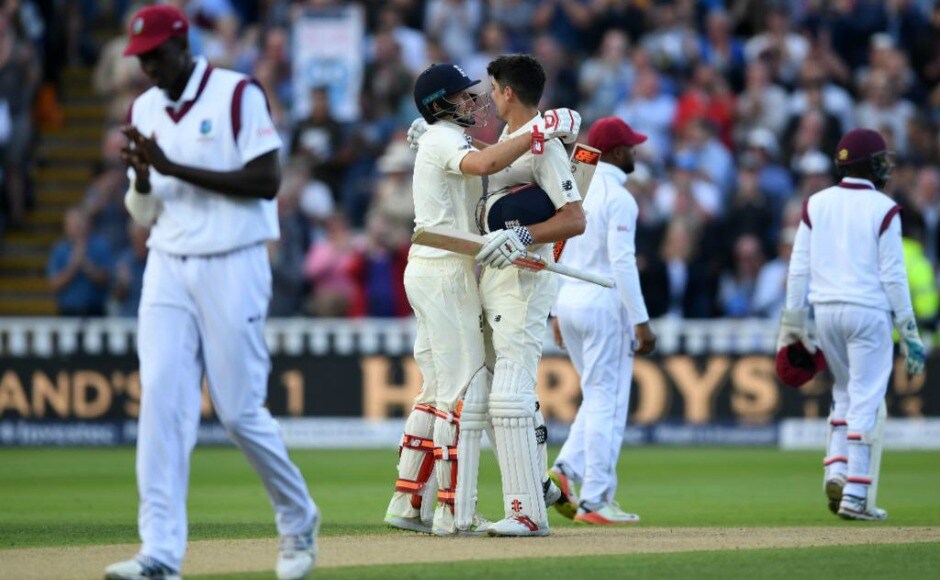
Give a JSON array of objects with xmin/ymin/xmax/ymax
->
[{"xmin": 562, "ymin": 180, "xmax": 573, "ymax": 191}]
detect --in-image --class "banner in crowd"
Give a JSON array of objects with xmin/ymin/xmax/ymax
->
[
  {"xmin": 291, "ymin": 4, "xmax": 365, "ymax": 123},
  {"xmin": 1, "ymin": 350, "xmax": 936, "ymax": 447}
]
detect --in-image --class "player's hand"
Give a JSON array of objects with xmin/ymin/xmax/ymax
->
[
  {"xmin": 634, "ymin": 322, "xmax": 657, "ymax": 355},
  {"xmin": 122, "ymin": 125, "xmax": 173, "ymax": 175},
  {"xmin": 476, "ymin": 228, "xmax": 525, "ymax": 269},
  {"xmin": 406, "ymin": 117, "xmax": 428, "ymax": 151},
  {"xmin": 896, "ymin": 317, "xmax": 926, "ymax": 376},
  {"xmin": 777, "ymin": 308, "xmax": 816, "ymax": 353},
  {"xmin": 543, "ymin": 108, "xmax": 581, "ymax": 145},
  {"xmin": 552, "ymin": 317, "xmax": 565, "ymax": 349}
]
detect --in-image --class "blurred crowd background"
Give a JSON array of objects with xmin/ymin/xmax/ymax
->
[{"xmin": 2, "ymin": 0, "xmax": 939, "ymax": 326}]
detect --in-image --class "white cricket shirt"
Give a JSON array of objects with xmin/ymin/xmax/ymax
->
[
  {"xmin": 786, "ymin": 177, "xmax": 913, "ymax": 321},
  {"xmin": 409, "ymin": 120, "xmax": 481, "ymax": 260},
  {"xmin": 484, "ymin": 113, "xmax": 582, "ymax": 255},
  {"xmin": 555, "ymin": 162, "xmax": 650, "ymax": 325},
  {"xmin": 127, "ymin": 57, "xmax": 282, "ymax": 256}
]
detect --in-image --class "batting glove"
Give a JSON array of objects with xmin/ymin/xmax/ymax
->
[
  {"xmin": 406, "ymin": 117, "xmax": 428, "ymax": 151},
  {"xmin": 777, "ymin": 308, "xmax": 817, "ymax": 353},
  {"xmin": 476, "ymin": 227, "xmax": 529, "ymax": 269},
  {"xmin": 896, "ymin": 317, "xmax": 926, "ymax": 375},
  {"xmin": 542, "ymin": 108, "xmax": 581, "ymax": 145}
]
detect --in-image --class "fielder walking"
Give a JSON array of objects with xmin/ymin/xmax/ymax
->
[
  {"xmin": 384, "ymin": 63, "xmax": 580, "ymax": 536},
  {"xmin": 107, "ymin": 6, "xmax": 317, "ymax": 579},
  {"xmin": 548, "ymin": 117, "xmax": 656, "ymax": 525},
  {"xmin": 475, "ymin": 54, "xmax": 587, "ymax": 537},
  {"xmin": 779, "ymin": 128, "xmax": 926, "ymax": 521}
]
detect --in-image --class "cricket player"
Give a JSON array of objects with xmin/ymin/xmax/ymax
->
[
  {"xmin": 106, "ymin": 6, "xmax": 317, "ymax": 579},
  {"xmin": 779, "ymin": 128, "xmax": 926, "ymax": 521},
  {"xmin": 548, "ymin": 117, "xmax": 656, "ymax": 525},
  {"xmin": 384, "ymin": 62, "xmax": 580, "ymax": 536},
  {"xmin": 475, "ymin": 54, "xmax": 587, "ymax": 537}
]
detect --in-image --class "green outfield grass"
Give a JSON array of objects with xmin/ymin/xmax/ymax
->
[
  {"xmin": 191, "ymin": 543, "xmax": 940, "ymax": 580},
  {"xmin": 1, "ymin": 446, "xmax": 939, "ymax": 550}
]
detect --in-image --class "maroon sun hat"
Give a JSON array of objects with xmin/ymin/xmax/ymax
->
[
  {"xmin": 123, "ymin": 5, "xmax": 189, "ymax": 57},
  {"xmin": 587, "ymin": 117, "xmax": 647, "ymax": 154},
  {"xmin": 775, "ymin": 342, "xmax": 828, "ymax": 388}
]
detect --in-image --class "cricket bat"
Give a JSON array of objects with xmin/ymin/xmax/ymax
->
[
  {"xmin": 412, "ymin": 226, "xmax": 614, "ymax": 288},
  {"xmin": 553, "ymin": 143, "xmax": 601, "ymax": 261}
]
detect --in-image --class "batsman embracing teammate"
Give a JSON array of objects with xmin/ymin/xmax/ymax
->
[
  {"xmin": 107, "ymin": 6, "xmax": 317, "ymax": 580},
  {"xmin": 779, "ymin": 128, "xmax": 926, "ymax": 521},
  {"xmin": 384, "ymin": 62, "xmax": 580, "ymax": 536}
]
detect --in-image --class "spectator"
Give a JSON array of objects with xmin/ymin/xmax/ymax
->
[
  {"xmin": 93, "ymin": 4, "xmax": 149, "ymax": 123},
  {"xmin": 425, "ymin": 0, "xmax": 483, "ymax": 61},
  {"xmin": 289, "ymin": 86, "xmax": 346, "ymax": 196},
  {"xmin": 577, "ymin": 29, "xmax": 634, "ymax": 124},
  {"xmin": 47, "ymin": 207, "xmax": 113, "ymax": 316},
  {"xmin": 734, "ymin": 60, "xmax": 789, "ymax": 142},
  {"xmin": 752, "ymin": 227, "xmax": 795, "ymax": 320},
  {"xmin": 641, "ymin": 218, "xmax": 714, "ymax": 319},
  {"xmin": 698, "ymin": 8, "xmax": 745, "ymax": 89},
  {"xmin": 910, "ymin": 167, "xmax": 940, "ymax": 266},
  {"xmin": 794, "ymin": 150, "xmax": 834, "ymax": 199},
  {"xmin": 854, "ymin": 70, "xmax": 917, "ymax": 156},
  {"xmin": 83, "ymin": 128, "xmax": 130, "ymax": 254},
  {"xmin": 486, "ymin": 1, "xmax": 536, "ymax": 53},
  {"xmin": 531, "ymin": 0, "xmax": 592, "ymax": 53},
  {"xmin": 743, "ymin": 5, "xmax": 808, "ymax": 85},
  {"xmin": 788, "ymin": 61, "xmax": 854, "ymax": 138},
  {"xmin": 744, "ymin": 127, "xmax": 793, "ymax": 210},
  {"xmin": 350, "ymin": 212, "xmax": 411, "ymax": 317},
  {"xmin": 614, "ymin": 68, "xmax": 676, "ymax": 162},
  {"xmin": 303, "ymin": 212, "xmax": 359, "ymax": 317},
  {"xmin": 532, "ymin": 33, "xmax": 579, "ymax": 108},
  {"xmin": 640, "ymin": 0, "xmax": 698, "ymax": 74},
  {"xmin": 363, "ymin": 31, "xmax": 413, "ymax": 125},
  {"xmin": 374, "ymin": 6, "xmax": 427, "ymax": 75},
  {"xmin": 677, "ymin": 117, "xmax": 735, "ymax": 198},
  {"xmin": 372, "ymin": 140, "xmax": 416, "ymax": 236},
  {"xmin": 654, "ymin": 152, "xmax": 722, "ymax": 222},
  {"xmin": 111, "ymin": 224, "xmax": 149, "ymax": 317},
  {"xmin": 717, "ymin": 234, "xmax": 764, "ymax": 318},
  {"xmin": 722, "ymin": 159, "xmax": 774, "ymax": 255}
]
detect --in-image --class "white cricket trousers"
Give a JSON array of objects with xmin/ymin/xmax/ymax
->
[
  {"xmin": 136, "ymin": 245, "xmax": 316, "ymax": 570},
  {"xmin": 814, "ymin": 303, "xmax": 892, "ymax": 498},
  {"xmin": 554, "ymin": 293, "xmax": 634, "ymax": 505}
]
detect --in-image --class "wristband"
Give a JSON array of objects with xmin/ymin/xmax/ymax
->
[
  {"xmin": 513, "ymin": 226, "xmax": 533, "ymax": 246},
  {"xmin": 530, "ymin": 127, "xmax": 544, "ymax": 155}
]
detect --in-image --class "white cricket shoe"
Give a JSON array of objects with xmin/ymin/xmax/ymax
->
[
  {"xmin": 825, "ymin": 474, "xmax": 846, "ymax": 515},
  {"xmin": 385, "ymin": 513, "xmax": 432, "ymax": 534},
  {"xmin": 574, "ymin": 501, "xmax": 640, "ymax": 525},
  {"xmin": 838, "ymin": 494, "xmax": 888, "ymax": 522},
  {"xmin": 276, "ymin": 516, "xmax": 319, "ymax": 580},
  {"xmin": 457, "ymin": 513, "xmax": 494, "ymax": 537},
  {"xmin": 104, "ymin": 555, "xmax": 181, "ymax": 580},
  {"xmin": 547, "ymin": 465, "xmax": 579, "ymax": 520},
  {"xmin": 487, "ymin": 515, "xmax": 549, "ymax": 537}
]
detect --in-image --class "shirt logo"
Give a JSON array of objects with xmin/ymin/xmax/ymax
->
[
  {"xmin": 132, "ymin": 17, "xmax": 144, "ymax": 35},
  {"xmin": 562, "ymin": 180, "xmax": 572, "ymax": 191},
  {"xmin": 200, "ymin": 119, "xmax": 212, "ymax": 135}
]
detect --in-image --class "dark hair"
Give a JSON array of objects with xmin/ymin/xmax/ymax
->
[{"xmin": 486, "ymin": 54, "xmax": 545, "ymax": 107}]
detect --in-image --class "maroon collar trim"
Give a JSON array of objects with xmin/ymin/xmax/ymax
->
[
  {"xmin": 165, "ymin": 65, "xmax": 214, "ymax": 124},
  {"xmin": 838, "ymin": 179, "xmax": 875, "ymax": 190}
]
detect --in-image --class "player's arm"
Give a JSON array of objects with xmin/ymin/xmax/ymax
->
[
  {"xmin": 878, "ymin": 209, "xmax": 926, "ymax": 375},
  {"xmin": 528, "ymin": 142, "xmax": 586, "ymax": 243},
  {"xmin": 459, "ymin": 132, "xmax": 534, "ymax": 176},
  {"xmin": 606, "ymin": 191, "xmax": 655, "ymax": 354},
  {"xmin": 778, "ymin": 220, "xmax": 814, "ymax": 351}
]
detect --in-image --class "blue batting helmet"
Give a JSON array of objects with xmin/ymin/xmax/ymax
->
[{"xmin": 414, "ymin": 63, "xmax": 481, "ymax": 126}]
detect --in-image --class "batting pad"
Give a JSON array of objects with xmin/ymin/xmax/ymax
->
[
  {"xmin": 455, "ymin": 368, "xmax": 489, "ymax": 530},
  {"xmin": 489, "ymin": 359, "xmax": 546, "ymax": 526},
  {"xmin": 387, "ymin": 405, "xmax": 436, "ymax": 519}
]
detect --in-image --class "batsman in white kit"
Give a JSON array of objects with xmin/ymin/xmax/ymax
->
[
  {"xmin": 548, "ymin": 117, "xmax": 657, "ymax": 525},
  {"xmin": 779, "ymin": 128, "xmax": 926, "ymax": 521},
  {"xmin": 107, "ymin": 6, "xmax": 317, "ymax": 579},
  {"xmin": 384, "ymin": 63, "xmax": 580, "ymax": 536},
  {"xmin": 474, "ymin": 54, "xmax": 587, "ymax": 536}
]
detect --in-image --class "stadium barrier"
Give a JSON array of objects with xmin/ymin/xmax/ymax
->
[{"xmin": 1, "ymin": 318, "xmax": 936, "ymax": 448}]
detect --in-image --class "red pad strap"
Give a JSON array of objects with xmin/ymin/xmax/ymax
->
[
  {"xmin": 847, "ymin": 477, "xmax": 872, "ymax": 485},
  {"xmin": 415, "ymin": 404, "xmax": 460, "ymax": 425},
  {"xmin": 437, "ymin": 488, "xmax": 455, "ymax": 505},
  {"xmin": 801, "ymin": 197, "xmax": 812, "ymax": 229},
  {"xmin": 830, "ymin": 419, "xmax": 847, "ymax": 427},
  {"xmin": 847, "ymin": 434, "xmax": 862, "ymax": 441},
  {"xmin": 395, "ymin": 478, "xmax": 424, "ymax": 494},
  {"xmin": 879, "ymin": 205, "xmax": 902, "ymax": 236},
  {"xmin": 433, "ymin": 446, "xmax": 458, "ymax": 461},
  {"xmin": 823, "ymin": 456, "xmax": 847, "ymax": 466},
  {"xmin": 401, "ymin": 435, "xmax": 434, "ymax": 453}
]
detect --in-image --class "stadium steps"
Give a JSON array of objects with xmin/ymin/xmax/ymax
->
[{"xmin": 1, "ymin": 66, "xmax": 106, "ymax": 315}]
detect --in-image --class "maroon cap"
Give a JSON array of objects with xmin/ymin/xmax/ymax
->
[
  {"xmin": 775, "ymin": 342, "xmax": 827, "ymax": 388},
  {"xmin": 587, "ymin": 116, "xmax": 647, "ymax": 153},
  {"xmin": 123, "ymin": 5, "xmax": 189, "ymax": 57},
  {"xmin": 835, "ymin": 128, "xmax": 887, "ymax": 166}
]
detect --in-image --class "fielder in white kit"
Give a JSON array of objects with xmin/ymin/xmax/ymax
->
[
  {"xmin": 548, "ymin": 117, "xmax": 657, "ymax": 525},
  {"xmin": 475, "ymin": 54, "xmax": 587, "ymax": 537},
  {"xmin": 779, "ymin": 128, "xmax": 926, "ymax": 521},
  {"xmin": 384, "ymin": 63, "xmax": 580, "ymax": 536},
  {"xmin": 107, "ymin": 6, "xmax": 317, "ymax": 579}
]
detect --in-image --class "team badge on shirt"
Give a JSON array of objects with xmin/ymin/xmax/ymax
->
[{"xmin": 200, "ymin": 119, "xmax": 212, "ymax": 135}]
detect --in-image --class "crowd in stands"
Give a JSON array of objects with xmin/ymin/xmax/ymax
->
[{"xmin": 35, "ymin": 0, "xmax": 940, "ymax": 327}]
